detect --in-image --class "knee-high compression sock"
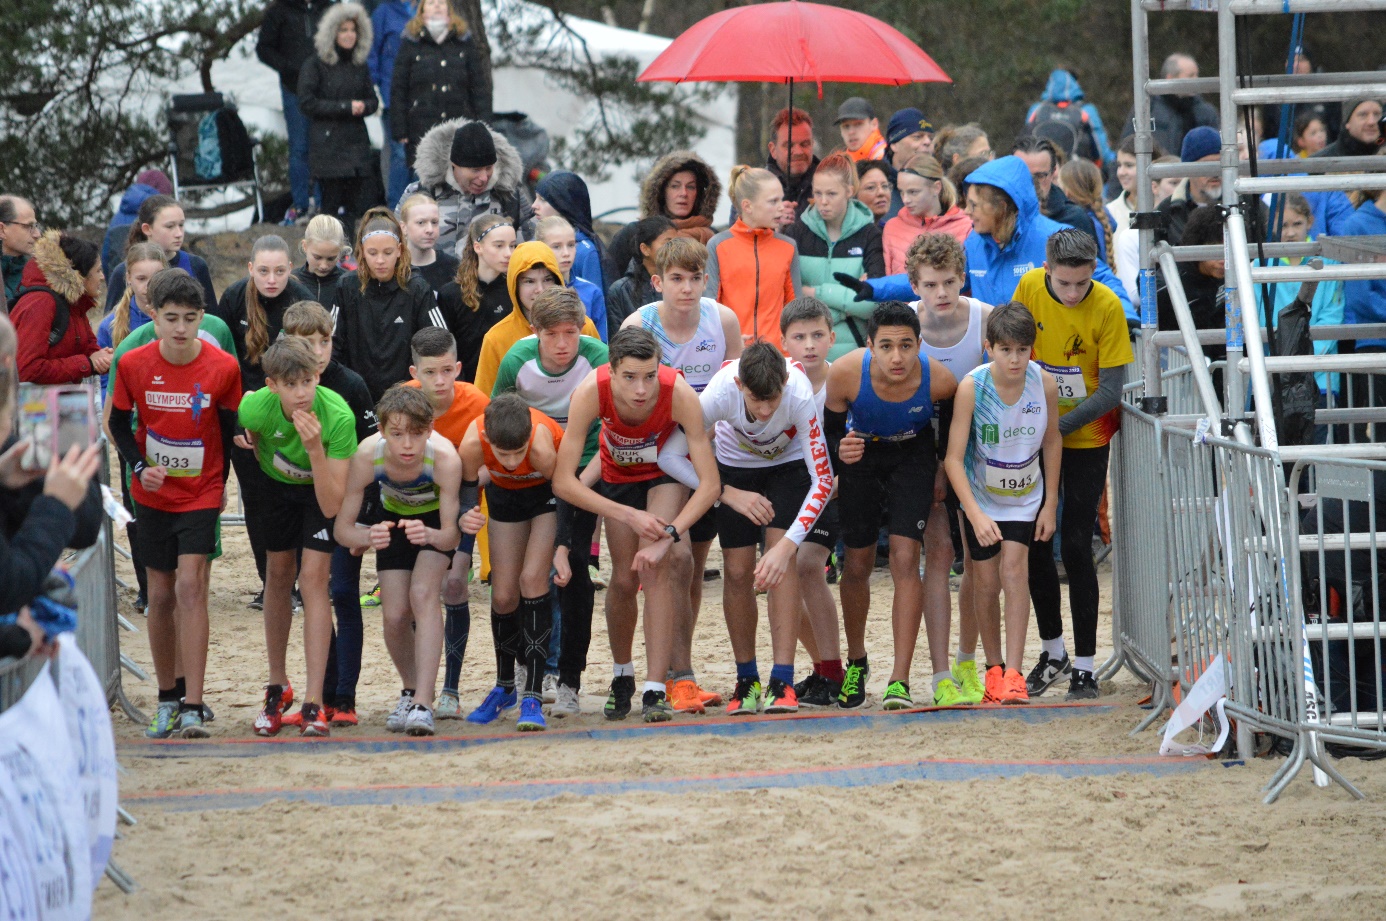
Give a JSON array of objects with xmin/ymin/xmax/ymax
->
[
  {"xmin": 492, "ymin": 608, "xmax": 521, "ymax": 691},
  {"xmin": 443, "ymin": 602, "xmax": 471, "ymax": 694},
  {"xmin": 520, "ymin": 595, "xmax": 551, "ymax": 701}
]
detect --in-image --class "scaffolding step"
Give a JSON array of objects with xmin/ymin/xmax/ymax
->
[
  {"xmin": 1233, "ymin": 83, "xmax": 1386, "ymax": 108},
  {"xmin": 1248, "ymin": 263, "xmax": 1386, "ymax": 285},
  {"xmin": 1237, "ymin": 174, "xmax": 1386, "ymax": 195},
  {"xmin": 1279, "ymin": 444, "xmax": 1386, "ymax": 462},
  {"xmin": 1237, "ymin": 353, "xmax": 1386, "ymax": 375},
  {"xmin": 1305, "ymin": 622, "xmax": 1386, "ymax": 642},
  {"xmin": 1144, "ymin": 0, "xmax": 1386, "ymax": 12}
]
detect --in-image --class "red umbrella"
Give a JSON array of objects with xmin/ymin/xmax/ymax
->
[
  {"xmin": 639, "ymin": 1, "xmax": 950, "ymax": 201},
  {"xmin": 639, "ymin": 0, "xmax": 950, "ymax": 95}
]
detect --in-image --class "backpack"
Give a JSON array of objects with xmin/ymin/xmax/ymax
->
[
  {"xmin": 13, "ymin": 285, "xmax": 71, "ymax": 348},
  {"xmin": 193, "ymin": 108, "xmax": 254, "ymax": 182},
  {"xmin": 1025, "ymin": 101, "xmax": 1099, "ymax": 164}
]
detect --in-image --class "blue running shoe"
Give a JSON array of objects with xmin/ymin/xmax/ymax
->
[
  {"xmin": 465, "ymin": 685, "xmax": 517, "ymax": 724},
  {"xmin": 516, "ymin": 697, "xmax": 547, "ymax": 732}
]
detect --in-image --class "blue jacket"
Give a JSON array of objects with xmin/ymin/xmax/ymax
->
[
  {"xmin": 1343, "ymin": 200, "xmax": 1386, "ymax": 348},
  {"xmin": 866, "ymin": 156, "xmax": 1135, "ymax": 319},
  {"xmin": 1026, "ymin": 69, "xmax": 1116, "ymax": 167},
  {"xmin": 368, "ymin": 1, "xmax": 412, "ymax": 108},
  {"xmin": 536, "ymin": 171, "xmax": 606, "ymax": 291},
  {"xmin": 572, "ymin": 275, "xmax": 608, "ymax": 343},
  {"xmin": 101, "ymin": 182, "xmax": 163, "ymax": 277},
  {"xmin": 95, "ymin": 298, "xmax": 153, "ymax": 396}
]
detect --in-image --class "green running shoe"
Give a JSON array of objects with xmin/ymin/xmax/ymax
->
[
  {"xmin": 145, "ymin": 700, "xmax": 179, "ymax": 739},
  {"xmin": 360, "ymin": 584, "xmax": 381, "ymax": 608},
  {"xmin": 882, "ymin": 680, "xmax": 914, "ymax": 711},
  {"xmin": 952, "ymin": 660, "xmax": 986, "ymax": 705},
  {"xmin": 837, "ymin": 660, "xmax": 869, "ymax": 709},
  {"xmin": 932, "ymin": 677, "xmax": 965, "ymax": 707}
]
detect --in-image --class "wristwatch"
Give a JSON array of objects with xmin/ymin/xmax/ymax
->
[{"xmin": 663, "ymin": 524, "xmax": 681, "ymax": 543}]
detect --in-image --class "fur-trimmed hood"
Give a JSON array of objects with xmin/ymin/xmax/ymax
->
[
  {"xmin": 25, "ymin": 230, "xmax": 87, "ymax": 303},
  {"xmin": 413, "ymin": 116, "xmax": 524, "ymax": 197},
  {"xmin": 638, "ymin": 150, "xmax": 721, "ymax": 221},
  {"xmin": 314, "ymin": 2, "xmax": 372, "ymax": 67}
]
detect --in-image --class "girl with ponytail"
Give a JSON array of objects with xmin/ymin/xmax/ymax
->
[
  {"xmin": 435, "ymin": 212, "xmax": 514, "ymax": 382},
  {"xmin": 106, "ymin": 194, "xmax": 217, "ymax": 314}
]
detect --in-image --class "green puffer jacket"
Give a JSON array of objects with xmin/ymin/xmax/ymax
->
[{"xmin": 786, "ymin": 199, "xmax": 885, "ymax": 359}]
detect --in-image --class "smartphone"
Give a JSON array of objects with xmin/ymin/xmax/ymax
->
[{"xmin": 16, "ymin": 383, "xmax": 97, "ymax": 469}]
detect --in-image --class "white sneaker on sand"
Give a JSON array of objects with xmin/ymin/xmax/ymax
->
[
  {"xmin": 385, "ymin": 691, "xmax": 414, "ymax": 732},
  {"xmin": 550, "ymin": 683, "xmax": 580, "ymax": 718},
  {"xmin": 542, "ymin": 673, "xmax": 559, "ymax": 704}
]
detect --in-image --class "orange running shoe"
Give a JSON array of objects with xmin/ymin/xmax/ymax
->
[
  {"xmin": 330, "ymin": 706, "xmax": 359, "ymax": 727},
  {"xmin": 300, "ymin": 702, "xmax": 330, "ymax": 737},
  {"xmin": 695, "ymin": 683, "xmax": 723, "ymax": 707},
  {"xmin": 667, "ymin": 679, "xmax": 706, "ymax": 714},
  {"xmin": 1000, "ymin": 668, "xmax": 1030, "ymax": 704},
  {"xmin": 983, "ymin": 665, "xmax": 1004, "ymax": 704}
]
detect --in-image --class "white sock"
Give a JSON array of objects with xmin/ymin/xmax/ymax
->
[
  {"xmin": 1074, "ymin": 656, "xmax": 1095, "ymax": 674},
  {"xmin": 932, "ymin": 671, "xmax": 952, "ymax": 692},
  {"xmin": 955, "ymin": 649, "xmax": 976, "ymax": 664},
  {"xmin": 613, "ymin": 662, "xmax": 634, "ymax": 678},
  {"xmin": 1041, "ymin": 638, "xmax": 1067, "ymax": 661},
  {"xmin": 643, "ymin": 680, "xmax": 666, "ymax": 695}
]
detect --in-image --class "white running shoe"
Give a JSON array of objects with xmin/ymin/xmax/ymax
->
[
  {"xmin": 435, "ymin": 691, "xmax": 463, "ymax": 720},
  {"xmin": 385, "ymin": 691, "xmax": 414, "ymax": 732},
  {"xmin": 404, "ymin": 704, "xmax": 435, "ymax": 736},
  {"xmin": 542, "ymin": 673, "xmax": 559, "ymax": 704},
  {"xmin": 550, "ymin": 683, "xmax": 580, "ymax": 718}
]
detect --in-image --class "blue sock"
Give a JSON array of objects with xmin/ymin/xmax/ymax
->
[
  {"xmin": 736, "ymin": 660, "xmax": 759, "ymax": 682},
  {"xmin": 770, "ymin": 663, "xmax": 794, "ymax": 687}
]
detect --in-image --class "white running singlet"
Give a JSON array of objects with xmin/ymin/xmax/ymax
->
[
  {"xmin": 637, "ymin": 297, "xmax": 728, "ymax": 393},
  {"xmin": 914, "ymin": 296, "xmax": 989, "ymax": 380},
  {"xmin": 963, "ymin": 361, "xmax": 1048, "ymax": 523}
]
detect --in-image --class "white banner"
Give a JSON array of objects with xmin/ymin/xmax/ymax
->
[
  {"xmin": 56, "ymin": 638, "xmax": 118, "ymax": 888},
  {"xmin": 0, "ymin": 665, "xmax": 94, "ymax": 920}
]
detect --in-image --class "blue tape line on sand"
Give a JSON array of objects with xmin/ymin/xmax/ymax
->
[
  {"xmin": 125, "ymin": 757, "xmax": 1233, "ymax": 813},
  {"xmin": 123, "ymin": 703, "xmax": 1117, "ymax": 759}
]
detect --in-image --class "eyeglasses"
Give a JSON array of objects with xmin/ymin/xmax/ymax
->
[{"xmin": 1, "ymin": 220, "xmax": 41, "ymax": 235}]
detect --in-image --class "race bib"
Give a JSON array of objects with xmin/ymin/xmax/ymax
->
[
  {"xmin": 272, "ymin": 451, "xmax": 313, "ymax": 482},
  {"xmin": 145, "ymin": 430, "xmax": 204, "ymax": 477},
  {"xmin": 610, "ymin": 441, "xmax": 658, "ymax": 467},
  {"xmin": 1039, "ymin": 362, "xmax": 1088, "ymax": 409},
  {"xmin": 985, "ymin": 452, "xmax": 1040, "ymax": 497}
]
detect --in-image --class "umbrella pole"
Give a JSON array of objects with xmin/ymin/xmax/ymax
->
[{"xmin": 787, "ymin": 78, "xmax": 794, "ymax": 191}]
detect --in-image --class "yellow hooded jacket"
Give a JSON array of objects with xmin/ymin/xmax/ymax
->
[{"xmin": 473, "ymin": 241, "xmax": 602, "ymax": 396}]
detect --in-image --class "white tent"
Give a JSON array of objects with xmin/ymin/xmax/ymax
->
[{"xmin": 160, "ymin": 1, "xmax": 736, "ymax": 230}]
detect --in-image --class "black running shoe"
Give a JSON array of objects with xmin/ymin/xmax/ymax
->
[
  {"xmin": 837, "ymin": 660, "xmax": 869, "ymax": 709},
  {"xmin": 248, "ymin": 591, "xmax": 264, "ymax": 611},
  {"xmin": 797, "ymin": 674, "xmax": 841, "ymax": 708},
  {"xmin": 642, "ymin": 689, "xmax": 673, "ymax": 723},
  {"xmin": 1025, "ymin": 651, "xmax": 1072, "ymax": 696},
  {"xmin": 1065, "ymin": 669, "xmax": 1100, "ymax": 701},
  {"xmin": 604, "ymin": 675, "xmax": 636, "ymax": 721}
]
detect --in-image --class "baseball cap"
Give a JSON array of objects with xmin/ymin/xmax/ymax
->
[{"xmin": 835, "ymin": 97, "xmax": 875, "ymax": 125}]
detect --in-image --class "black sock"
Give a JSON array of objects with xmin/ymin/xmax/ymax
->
[
  {"xmin": 520, "ymin": 595, "xmax": 551, "ymax": 701},
  {"xmin": 158, "ymin": 686, "xmax": 180, "ymax": 703},
  {"xmin": 492, "ymin": 608, "xmax": 520, "ymax": 691},
  {"xmin": 849, "ymin": 656, "xmax": 869, "ymax": 670},
  {"xmin": 173, "ymin": 676, "xmax": 187, "ymax": 700},
  {"xmin": 443, "ymin": 602, "xmax": 471, "ymax": 694}
]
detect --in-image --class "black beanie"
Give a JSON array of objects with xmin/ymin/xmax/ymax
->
[{"xmin": 450, "ymin": 121, "xmax": 496, "ymax": 168}]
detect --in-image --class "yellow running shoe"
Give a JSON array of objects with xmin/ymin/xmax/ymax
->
[
  {"xmin": 932, "ymin": 677, "xmax": 965, "ymax": 707},
  {"xmin": 952, "ymin": 660, "xmax": 986, "ymax": 705}
]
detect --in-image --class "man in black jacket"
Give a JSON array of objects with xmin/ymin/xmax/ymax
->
[
  {"xmin": 257, "ymin": 0, "xmax": 339, "ymax": 220},
  {"xmin": 765, "ymin": 108, "xmax": 820, "ymax": 227},
  {"xmin": 1013, "ymin": 136, "xmax": 1098, "ymax": 242},
  {"xmin": 1314, "ymin": 95, "xmax": 1382, "ymax": 160},
  {"xmin": 1119, "ymin": 52, "xmax": 1220, "ymax": 156}
]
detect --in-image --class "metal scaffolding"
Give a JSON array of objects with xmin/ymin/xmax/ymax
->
[{"xmin": 1119, "ymin": 0, "xmax": 1386, "ymax": 800}]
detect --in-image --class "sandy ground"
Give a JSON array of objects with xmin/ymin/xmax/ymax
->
[{"xmin": 93, "ymin": 475, "xmax": 1386, "ymax": 920}]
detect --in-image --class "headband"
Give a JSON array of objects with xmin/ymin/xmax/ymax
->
[
  {"xmin": 476, "ymin": 222, "xmax": 510, "ymax": 242},
  {"xmin": 361, "ymin": 227, "xmax": 399, "ymax": 243}
]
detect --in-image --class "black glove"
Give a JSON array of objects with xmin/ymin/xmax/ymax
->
[{"xmin": 832, "ymin": 272, "xmax": 874, "ymax": 302}]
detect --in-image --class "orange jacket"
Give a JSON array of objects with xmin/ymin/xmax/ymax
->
[
  {"xmin": 704, "ymin": 219, "xmax": 801, "ymax": 350},
  {"xmin": 847, "ymin": 128, "xmax": 887, "ymax": 163}
]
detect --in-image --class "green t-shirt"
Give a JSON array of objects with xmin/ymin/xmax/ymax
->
[
  {"xmin": 492, "ymin": 334, "xmax": 607, "ymax": 464},
  {"xmin": 237, "ymin": 385, "xmax": 358, "ymax": 485}
]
